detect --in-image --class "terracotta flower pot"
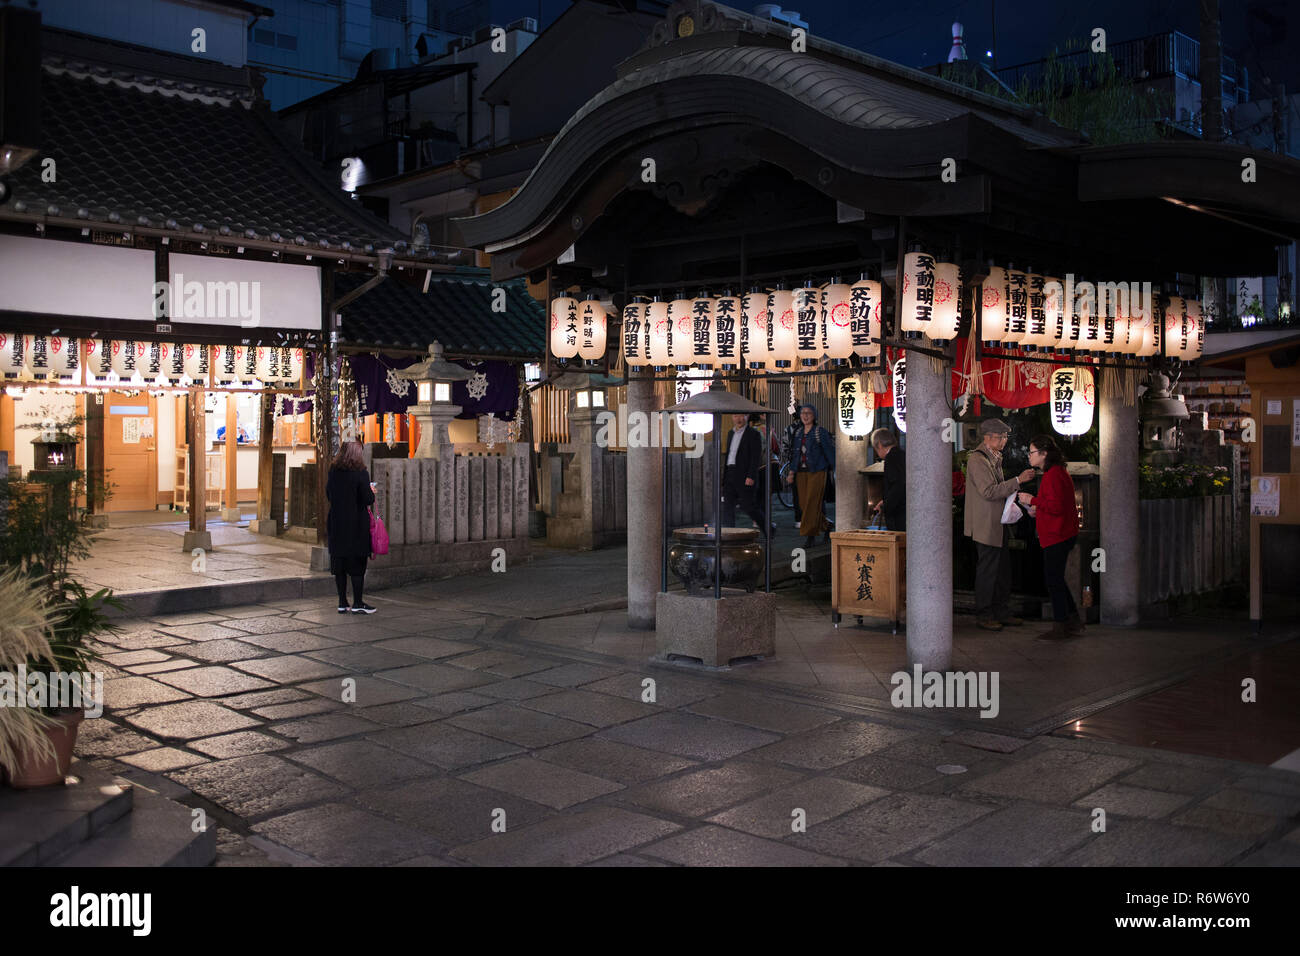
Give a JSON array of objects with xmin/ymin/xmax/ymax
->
[{"xmin": 6, "ymin": 710, "xmax": 84, "ymax": 789}]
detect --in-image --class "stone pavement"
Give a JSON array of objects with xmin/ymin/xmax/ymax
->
[{"xmin": 76, "ymin": 585, "xmax": 1300, "ymax": 867}]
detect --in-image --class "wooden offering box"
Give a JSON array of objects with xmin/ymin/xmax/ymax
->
[{"xmin": 830, "ymin": 530, "xmax": 906, "ymax": 631}]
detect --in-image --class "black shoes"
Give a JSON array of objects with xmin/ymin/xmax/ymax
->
[
  {"xmin": 351, "ymin": 603, "xmax": 377, "ymax": 614},
  {"xmin": 337, "ymin": 604, "xmax": 349, "ymax": 614}
]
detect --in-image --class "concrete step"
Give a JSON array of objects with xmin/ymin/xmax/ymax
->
[
  {"xmin": 50, "ymin": 785, "xmax": 216, "ymax": 867},
  {"xmin": 0, "ymin": 760, "xmax": 133, "ymax": 866}
]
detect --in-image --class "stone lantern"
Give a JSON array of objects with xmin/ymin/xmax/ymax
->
[
  {"xmin": 394, "ymin": 342, "xmax": 472, "ymax": 458},
  {"xmin": 1140, "ymin": 371, "xmax": 1189, "ymax": 464}
]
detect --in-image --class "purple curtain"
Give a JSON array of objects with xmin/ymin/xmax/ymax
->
[
  {"xmin": 346, "ymin": 353, "xmax": 420, "ymax": 416},
  {"xmin": 452, "ymin": 360, "xmax": 518, "ymax": 421}
]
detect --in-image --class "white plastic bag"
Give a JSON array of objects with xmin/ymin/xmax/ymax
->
[{"xmin": 1000, "ymin": 492, "xmax": 1022, "ymax": 524}]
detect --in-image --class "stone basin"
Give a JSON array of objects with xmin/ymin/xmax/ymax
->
[{"xmin": 668, "ymin": 526, "xmax": 764, "ymax": 595}]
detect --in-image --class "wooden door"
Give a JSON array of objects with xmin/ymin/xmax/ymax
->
[{"xmin": 103, "ymin": 392, "xmax": 158, "ymax": 512}]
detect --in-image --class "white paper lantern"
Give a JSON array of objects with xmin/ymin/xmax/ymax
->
[
  {"xmin": 768, "ymin": 288, "xmax": 797, "ymax": 366},
  {"xmin": 111, "ymin": 339, "xmax": 149, "ymax": 384},
  {"xmin": 892, "ymin": 355, "xmax": 907, "ymax": 433},
  {"xmin": 622, "ymin": 301, "xmax": 646, "ymax": 369},
  {"xmin": 900, "ymin": 252, "xmax": 936, "ymax": 336},
  {"xmin": 1050, "ymin": 366, "xmax": 1095, "ymax": 436},
  {"xmin": 578, "ymin": 298, "xmax": 607, "ymax": 362},
  {"xmin": 644, "ymin": 300, "xmax": 671, "ymax": 366},
  {"xmin": 980, "ymin": 267, "xmax": 1008, "ymax": 343},
  {"xmin": 141, "ymin": 340, "xmax": 167, "ymax": 386},
  {"xmin": 794, "ymin": 284, "xmax": 822, "ymax": 366},
  {"xmin": 712, "ymin": 293, "xmax": 741, "ymax": 367},
  {"xmin": 686, "ymin": 293, "xmax": 716, "ymax": 367},
  {"xmin": 1024, "ymin": 274, "xmax": 1051, "ymax": 348},
  {"xmin": 836, "ymin": 374, "xmax": 874, "ymax": 436},
  {"xmin": 1163, "ymin": 296, "xmax": 1186, "ymax": 359},
  {"xmin": 182, "ymin": 343, "xmax": 210, "ymax": 383},
  {"xmin": 1003, "ymin": 268, "xmax": 1029, "ymax": 346},
  {"xmin": 550, "ymin": 295, "xmax": 579, "ymax": 360},
  {"xmin": 821, "ymin": 280, "xmax": 853, "ymax": 360},
  {"xmin": 932, "ymin": 262, "xmax": 962, "ymax": 342},
  {"xmin": 1042, "ymin": 277, "xmax": 1066, "ymax": 350},
  {"xmin": 212, "ymin": 344, "xmax": 240, "ymax": 385},
  {"xmin": 254, "ymin": 345, "xmax": 280, "ymax": 383},
  {"xmin": 0, "ymin": 332, "xmax": 27, "ymax": 380},
  {"xmin": 1077, "ymin": 283, "xmax": 1102, "ymax": 352},
  {"xmin": 85, "ymin": 339, "xmax": 114, "ymax": 384},
  {"xmin": 236, "ymin": 345, "xmax": 259, "ymax": 387},
  {"xmin": 674, "ymin": 367, "xmax": 713, "ymax": 435},
  {"xmin": 49, "ymin": 336, "xmax": 81, "ymax": 383},
  {"xmin": 667, "ymin": 294, "xmax": 694, "ymax": 367},
  {"xmin": 849, "ymin": 276, "xmax": 882, "ymax": 359},
  {"xmin": 23, "ymin": 334, "xmax": 53, "ymax": 380},
  {"xmin": 740, "ymin": 288, "xmax": 771, "ymax": 368},
  {"xmin": 1183, "ymin": 300, "xmax": 1203, "ymax": 360},
  {"xmin": 285, "ymin": 347, "xmax": 304, "ymax": 385}
]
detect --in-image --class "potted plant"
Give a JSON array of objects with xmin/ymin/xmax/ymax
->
[{"xmin": 0, "ymin": 567, "xmax": 63, "ymax": 786}]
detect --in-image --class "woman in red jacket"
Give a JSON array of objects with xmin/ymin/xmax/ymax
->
[{"xmin": 1018, "ymin": 434, "xmax": 1082, "ymax": 641}]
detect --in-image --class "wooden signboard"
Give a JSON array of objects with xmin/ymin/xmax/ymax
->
[{"xmin": 830, "ymin": 530, "xmax": 906, "ymax": 632}]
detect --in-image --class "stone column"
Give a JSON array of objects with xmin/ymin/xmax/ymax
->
[
  {"xmin": 904, "ymin": 351, "xmax": 952, "ymax": 671},
  {"xmin": 626, "ymin": 375, "xmax": 662, "ymax": 630},
  {"xmin": 1100, "ymin": 392, "xmax": 1140, "ymax": 626}
]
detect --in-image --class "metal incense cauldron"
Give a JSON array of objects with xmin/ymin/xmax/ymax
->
[{"xmin": 668, "ymin": 526, "xmax": 764, "ymax": 595}]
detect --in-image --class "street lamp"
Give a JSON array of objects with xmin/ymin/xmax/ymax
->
[{"xmin": 394, "ymin": 341, "xmax": 473, "ymax": 458}]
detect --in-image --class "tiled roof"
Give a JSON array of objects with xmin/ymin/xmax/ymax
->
[
  {"xmin": 336, "ymin": 271, "xmax": 545, "ymax": 359},
  {"xmin": 2, "ymin": 32, "xmax": 440, "ymax": 262}
]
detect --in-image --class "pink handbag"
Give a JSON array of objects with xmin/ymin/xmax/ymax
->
[{"xmin": 369, "ymin": 508, "xmax": 389, "ymax": 556}]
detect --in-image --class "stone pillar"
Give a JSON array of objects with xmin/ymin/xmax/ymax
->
[
  {"xmin": 626, "ymin": 376, "xmax": 662, "ymax": 630},
  {"xmin": 410, "ymin": 401, "xmax": 461, "ymax": 458},
  {"xmin": 904, "ymin": 351, "xmax": 952, "ymax": 671},
  {"xmin": 835, "ymin": 388, "xmax": 869, "ymax": 531},
  {"xmin": 1100, "ymin": 392, "xmax": 1140, "ymax": 626}
]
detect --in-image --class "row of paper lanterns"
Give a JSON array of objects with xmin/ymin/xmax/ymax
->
[
  {"xmin": 551, "ymin": 267, "xmax": 1206, "ymax": 366},
  {"xmin": 0, "ymin": 335, "xmax": 304, "ymax": 387}
]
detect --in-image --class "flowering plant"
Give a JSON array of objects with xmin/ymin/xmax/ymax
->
[{"xmin": 1139, "ymin": 463, "xmax": 1231, "ymax": 499}]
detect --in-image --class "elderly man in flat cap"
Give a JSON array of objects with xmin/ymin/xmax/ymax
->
[{"xmin": 964, "ymin": 418, "xmax": 1036, "ymax": 631}]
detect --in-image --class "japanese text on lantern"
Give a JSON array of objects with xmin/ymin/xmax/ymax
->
[
  {"xmin": 1052, "ymin": 370, "xmax": 1074, "ymax": 426},
  {"xmin": 715, "ymin": 297, "xmax": 737, "ymax": 361},
  {"xmin": 565, "ymin": 300, "xmax": 578, "ymax": 350}
]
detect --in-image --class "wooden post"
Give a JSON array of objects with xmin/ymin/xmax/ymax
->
[
  {"xmin": 314, "ymin": 269, "xmax": 336, "ymax": 552},
  {"xmin": 249, "ymin": 393, "xmax": 277, "ymax": 535},
  {"xmin": 183, "ymin": 388, "xmax": 211, "ymax": 551},
  {"xmin": 223, "ymin": 392, "xmax": 239, "ymax": 521}
]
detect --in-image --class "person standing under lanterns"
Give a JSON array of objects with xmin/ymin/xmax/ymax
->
[{"xmin": 785, "ymin": 404, "xmax": 835, "ymax": 548}]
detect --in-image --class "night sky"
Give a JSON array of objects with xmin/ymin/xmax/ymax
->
[{"xmin": 499, "ymin": 0, "xmax": 1297, "ymax": 93}]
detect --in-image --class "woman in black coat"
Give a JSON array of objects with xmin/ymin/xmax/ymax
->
[{"xmin": 326, "ymin": 440, "xmax": 377, "ymax": 614}]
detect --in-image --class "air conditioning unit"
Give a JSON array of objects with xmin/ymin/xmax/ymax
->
[{"xmin": 507, "ymin": 17, "xmax": 538, "ymax": 33}]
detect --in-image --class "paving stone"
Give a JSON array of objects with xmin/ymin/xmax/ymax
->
[
  {"xmin": 97, "ymin": 629, "xmax": 188, "ymax": 649},
  {"xmin": 189, "ymin": 731, "xmax": 290, "ymax": 759},
  {"xmin": 118, "ymin": 747, "xmax": 207, "ymax": 772},
  {"xmin": 251, "ymin": 803, "xmax": 444, "ymax": 865},
  {"xmin": 214, "ymin": 689, "xmax": 307, "ymax": 712},
  {"xmin": 270, "ymin": 712, "xmax": 384, "ymax": 745},
  {"xmin": 221, "ymin": 605, "xmax": 287, "ymax": 619},
  {"xmin": 304, "ymin": 621, "xmax": 410, "ymax": 644},
  {"xmin": 448, "ymin": 703, "xmax": 594, "ymax": 749},
  {"xmin": 686, "ymin": 692, "xmax": 841, "ymax": 735},
  {"xmin": 298, "ymin": 675, "xmax": 421, "ymax": 707},
  {"xmin": 369, "ymin": 721, "xmax": 524, "ymax": 770},
  {"xmin": 170, "ymin": 754, "xmax": 349, "ymax": 821},
  {"xmin": 1072, "ymin": 776, "xmax": 1202, "ymax": 816},
  {"xmin": 707, "ymin": 777, "xmax": 889, "ymax": 839},
  {"xmin": 101, "ymin": 649, "xmax": 171, "ymax": 666},
  {"xmin": 303, "ymin": 645, "xmax": 424, "ymax": 672},
  {"xmin": 447, "ymin": 650, "xmax": 556, "ymax": 678},
  {"xmin": 792, "ymin": 792, "xmax": 996, "ymax": 864},
  {"xmin": 103, "ymin": 676, "xmax": 189, "ymax": 708},
  {"xmin": 159, "ymin": 623, "xmax": 249, "ymax": 642},
  {"xmin": 1059, "ymin": 818, "xmax": 1254, "ymax": 866},
  {"xmin": 411, "ymin": 691, "xmax": 498, "ymax": 715},
  {"xmin": 224, "ymin": 615, "xmax": 308, "ymax": 635},
  {"xmin": 618, "ymin": 761, "xmax": 802, "ymax": 819},
  {"xmin": 599, "ymin": 712, "xmax": 778, "ymax": 761},
  {"xmin": 374, "ymin": 636, "xmax": 478, "ymax": 660},
  {"xmin": 531, "ymin": 663, "xmax": 634, "ymax": 688},
  {"xmin": 1231, "ymin": 773, "xmax": 1300, "ymax": 798},
  {"xmin": 747, "ymin": 720, "xmax": 916, "ymax": 770},
  {"xmin": 287, "ymin": 739, "xmax": 437, "ymax": 789},
  {"xmin": 125, "ymin": 701, "xmax": 261, "ymax": 740},
  {"xmin": 585, "ymin": 854, "xmax": 669, "ymax": 867},
  {"xmin": 1171, "ymin": 806, "xmax": 1279, "ymax": 837},
  {"xmin": 949, "ymin": 729, "xmax": 1034, "ymax": 754},
  {"xmin": 153, "ymin": 612, "xmax": 229, "ymax": 627},
  {"xmin": 535, "ymin": 737, "xmax": 698, "ymax": 785},
  {"xmin": 375, "ymin": 662, "xmax": 498, "ymax": 695},
  {"xmin": 237, "ymin": 631, "xmax": 345, "ymax": 654},
  {"xmin": 582, "ymin": 671, "xmax": 717, "ymax": 712},
  {"xmin": 353, "ymin": 702, "xmax": 442, "ymax": 728},
  {"xmin": 232, "ymin": 656, "xmax": 350, "ymax": 684},
  {"xmin": 391, "ymin": 855, "xmax": 461, "ymax": 867},
  {"xmin": 1199, "ymin": 787, "xmax": 1300, "ymax": 818},
  {"xmin": 124, "ymin": 659, "xmax": 205, "ymax": 675},
  {"xmin": 961, "ymin": 749, "xmax": 1141, "ymax": 804},
  {"xmin": 153, "ymin": 666, "xmax": 276, "ymax": 698},
  {"xmin": 452, "ymin": 806, "xmax": 681, "ymax": 866},
  {"xmin": 172, "ymin": 639, "xmax": 269, "ymax": 664},
  {"xmin": 353, "ymin": 776, "xmax": 553, "ymax": 846},
  {"xmin": 913, "ymin": 805, "xmax": 1094, "ymax": 866},
  {"xmin": 831, "ymin": 754, "xmax": 947, "ymax": 791},
  {"xmin": 1117, "ymin": 763, "xmax": 1230, "ymax": 795},
  {"xmin": 1234, "ymin": 842, "xmax": 1300, "ymax": 866},
  {"xmin": 73, "ymin": 718, "xmax": 158, "ymax": 758},
  {"xmin": 520, "ymin": 689, "xmax": 660, "ymax": 727},
  {"xmin": 473, "ymin": 678, "xmax": 567, "ymax": 702},
  {"xmin": 641, "ymin": 825, "xmax": 849, "ymax": 867},
  {"xmin": 461, "ymin": 756, "xmax": 623, "ymax": 809}
]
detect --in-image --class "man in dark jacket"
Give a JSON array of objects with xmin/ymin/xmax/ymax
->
[
  {"xmin": 721, "ymin": 413, "xmax": 770, "ymax": 530},
  {"xmin": 870, "ymin": 427, "xmax": 906, "ymax": 532}
]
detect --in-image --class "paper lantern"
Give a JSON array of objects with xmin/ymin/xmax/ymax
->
[
  {"xmin": 622, "ymin": 301, "xmax": 646, "ymax": 369},
  {"xmin": 931, "ymin": 262, "xmax": 962, "ymax": 341},
  {"xmin": 836, "ymin": 374, "xmax": 874, "ymax": 436},
  {"xmin": 1078, "ymin": 283, "xmax": 1103, "ymax": 352},
  {"xmin": 644, "ymin": 299, "xmax": 671, "ymax": 366},
  {"xmin": 1003, "ymin": 268, "xmax": 1028, "ymax": 346},
  {"xmin": 674, "ymin": 367, "xmax": 713, "ymax": 435},
  {"xmin": 212, "ymin": 344, "xmax": 240, "ymax": 385},
  {"xmin": 578, "ymin": 298, "xmax": 608, "ymax": 362},
  {"xmin": 111, "ymin": 339, "xmax": 149, "ymax": 384},
  {"xmin": 154, "ymin": 341, "xmax": 183, "ymax": 385},
  {"xmin": 235, "ymin": 345, "xmax": 259, "ymax": 387},
  {"xmin": 1183, "ymin": 300, "xmax": 1203, "ymax": 361},
  {"xmin": 740, "ymin": 288, "xmax": 771, "ymax": 368},
  {"xmin": 49, "ymin": 336, "xmax": 81, "ymax": 383},
  {"xmin": 686, "ymin": 293, "xmax": 716, "ymax": 367},
  {"xmin": 284, "ymin": 347, "xmax": 304, "ymax": 385},
  {"xmin": 667, "ymin": 294, "xmax": 694, "ymax": 367},
  {"xmin": 183, "ymin": 343, "xmax": 210, "ymax": 383},
  {"xmin": 1050, "ymin": 366, "xmax": 1095, "ymax": 436},
  {"xmin": 892, "ymin": 356, "xmax": 907, "ymax": 433},
  {"xmin": 0, "ymin": 332, "xmax": 27, "ymax": 380},
  {"xmin": 980, "ymin": 267, "xmax": 1008, "ymax": 343},
  {"xmin": 85, "ymin": 339, "xmax": 114, "ymax": 384},
  {"xmin": 23, "ymin": 334, "xmax": 52, "ymax": 380},
  {"xmin": 1042, "ymin": 277, "xmax": 1066, "ymax": 349},
  {"xmin": 821, "ymin": 280, "xmax": 853, "ymax": 360},
  {"xmin": 900, "ymin": 251, "xmax": 936, "ymax": 335},
  {"xmin": 549, "ymin": 295, "xmax": 579, "ymax": 360},
  {"xmin": 794, "ymin": 284, "xmax": 822, "ymax": 366},
  {"xmin": 1163, "ymin": 296, "xmax": 1186, "ymax": 359},
  {"xmin": 254, "ymin": 346, "xmax": 281, "ymax": 383},
  {"xmin": 1024, "ymin": 274, "xmax": 1051, "ymax": 348},
  {"xmin": 849, "ymin": 276, "xmax": 882, "ymax": 359},
  {"xmin": 712, "ymin": 292, "xmax": 741, "ymax": 367},
  {"xmin": 141, "ymin": 340, "xmax": 167, "ymax": 386},
  {"xmin": 768, "ymin": 288, "xmax": 797, "ymax": 366}
]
